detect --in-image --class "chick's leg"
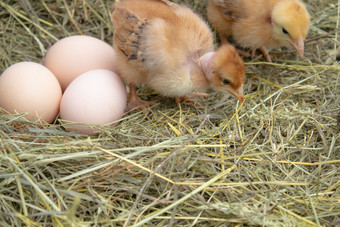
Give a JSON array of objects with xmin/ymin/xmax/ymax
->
[
  {"xmin": 237, "ymin": 49, "xmax": 251, "ymax": 58},
  {"xmin": 127, "ymin": 83, "xmax": 155, "ymax": 110},
  {"xmin": 219, "ymin": 34, "xmax": 228, "ymax": 45},
  {"xmin": 259, "ymin": 47, "xmax": 272, "ymax": 62}
]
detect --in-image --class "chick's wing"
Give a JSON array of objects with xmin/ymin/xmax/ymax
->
[
  {"xmin": 112, "ymin": 7, "xmax": 148, "ymax": 66},
  {"xmin": 212, "ymin": 0, "xmax": 244, "ymax": 19}
]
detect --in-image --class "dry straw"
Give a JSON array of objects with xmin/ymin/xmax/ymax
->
[{"xmin": 0, "ymin": 0, "xmax": 339, "ymax": 226}]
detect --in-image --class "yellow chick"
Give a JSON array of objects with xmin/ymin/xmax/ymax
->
[
  {"xmin": 207, "ymin": 0, "xmax": 310, "ymax": 62},
  {"xmin": 112, "ymin": 0, "xmax": 245, "ymax": 109}
]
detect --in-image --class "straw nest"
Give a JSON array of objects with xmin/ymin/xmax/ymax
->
[{"xmin": 0, "ymin": 0, "xmax": 339, "ymax": 226}]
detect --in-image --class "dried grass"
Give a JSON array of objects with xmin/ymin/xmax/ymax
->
[{"xmin": 0, "ymin": 0, "xmax": 339, "ymax": 226}]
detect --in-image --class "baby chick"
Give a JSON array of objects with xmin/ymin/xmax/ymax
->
[
  {"xmin": 112, "ymin": 0, "xmax": 245, "ymax": 109},
  {"xmin": 207, "ymin": 0, "xmax": 310, "ymax": 62}
]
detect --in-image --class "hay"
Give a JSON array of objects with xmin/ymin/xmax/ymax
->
[{"xmin": 0, "ymin": 0, "xmax": 339, "ymax": 226}]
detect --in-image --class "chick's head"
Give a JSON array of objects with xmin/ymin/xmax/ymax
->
[
  {"xmin": 271, "ymin": 0, "xmax": 310, "ymax": 56},
  {"xmin": 209, "ymin": 44, "xmax": 245, "ymax": 102}
]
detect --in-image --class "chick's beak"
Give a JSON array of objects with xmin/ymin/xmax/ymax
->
[
  {"xmin": 238, "ymin": 95, "xmax": 244, "ymax": 103},
  {"xmin": 229, "ymin": 86, "xmax": 244, "ymax": 103},
  {"xmin": 290, "ymin": 38, "xmax": 305, "ymax": 57}
]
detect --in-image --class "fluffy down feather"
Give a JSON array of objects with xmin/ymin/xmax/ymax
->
[
  {"xmin": 112, "ymin": 0, "xmax": 245, "ymax": 108},
  {"xmin": 207, "ymin": 0, "xmax": 310, "ymax": 62}
]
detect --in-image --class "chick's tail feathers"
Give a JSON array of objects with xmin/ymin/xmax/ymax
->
[{"xmin": 112, "ymin": 7, "xmax": 148, "ymax": 65}]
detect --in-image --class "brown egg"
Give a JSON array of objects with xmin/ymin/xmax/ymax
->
[
  {"xmin": 44, "ymin": 35, "xmax": 118, "ymax": 92},
  {"xmin": 0, "ymin": 62, "xmax": 62, "ymax": 123}
]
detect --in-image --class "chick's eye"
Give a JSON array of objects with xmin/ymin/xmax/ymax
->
[
  {"xmin": 222, "ymin": 79, "xmax": 231, "ymax": 85},
  {"xmin": 282, "ymin": 27, "xmax": 289, "ymax": 35}
]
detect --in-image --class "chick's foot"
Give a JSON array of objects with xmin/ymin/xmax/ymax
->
[{"xmin": 127, "ymin": 84, "xmax": 155, "ymax": 110}]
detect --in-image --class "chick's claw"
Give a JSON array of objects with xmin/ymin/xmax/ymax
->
[
  {"xmin": 127, "ymin": 84, "xmax": 155, "ymax": 110},
  {"xmin": 127, "ymin": 95, "xmax": 155, "ymax": 111}
]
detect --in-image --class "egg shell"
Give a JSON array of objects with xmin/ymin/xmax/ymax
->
[
  {"xmin": 60, "ymin": 69, "xmax": 126, "ymax": 135},
  {"xmin": 44, "ymin": 35, "xmax": 118, "ymax": 91},
  {"xmin": 0, "ymin": 62, "xmax": 62, "ymax": 123}
]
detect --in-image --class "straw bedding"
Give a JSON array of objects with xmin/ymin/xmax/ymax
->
[{"xmin": 0, "ymin": 0, "xmax": 339, "ymax": 226}]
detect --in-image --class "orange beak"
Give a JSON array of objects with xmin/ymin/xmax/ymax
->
[
  {"xmin": 238, "ymin": 95, "xmax": 244, "ymax": 103},
  {"xmin": 229, "ymin": 86, "xmax": 244, "ymax": 103},
  {"xmin": 290, "ymin": 38, "xmax": 305, "ymax": 57}
]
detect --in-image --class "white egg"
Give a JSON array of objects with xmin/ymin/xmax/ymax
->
[{"xmin": 59, "ymin": 69, "xmax": 126, "ymax": 135}]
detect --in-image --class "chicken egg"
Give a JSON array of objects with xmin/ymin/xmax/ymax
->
[
  {"xmin": 0, "ymin": 62, "xmax": 62, "ymax": 123},
  {"xmin": 59, "ymin": 69, "xmax": 126, "ymax": 135},
  {"xmin": 44, "ymin": 35, "xmax": 118, "ymax": 91}
]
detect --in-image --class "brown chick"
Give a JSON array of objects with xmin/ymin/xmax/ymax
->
[
  {"xmin": 207, "ymin": 0, "xmax": 310, "ymax": 62},
  {"xmin": 112, "ymin": 0, "xmax": 245, "ymax": 109}
]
